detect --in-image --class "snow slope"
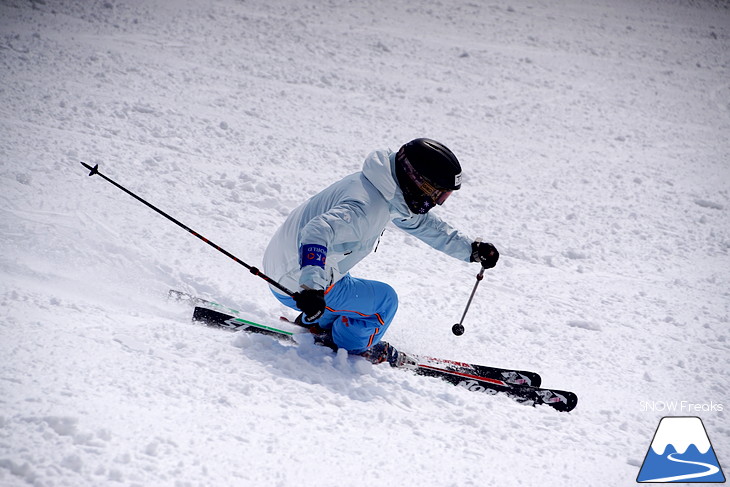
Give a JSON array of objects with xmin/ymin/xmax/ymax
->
[{"xmin": 1, "ymin": 0, "xmax": 728, "ymax": 485}]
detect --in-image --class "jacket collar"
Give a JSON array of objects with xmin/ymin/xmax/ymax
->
[{"xmin": 362, "ymin": 149, "xmax": 412, "ymax": 218}]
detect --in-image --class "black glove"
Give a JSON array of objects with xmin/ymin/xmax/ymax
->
[
  {"xmin": 471, "ymin": 241, "xmax": 499, "ymax": 269},
  {"xmin": 292, "ymin": 289, "xmax": 326, "ymax": 322}
]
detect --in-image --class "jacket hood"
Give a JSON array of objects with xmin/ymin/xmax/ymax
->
[{"xmin": 361, "ymin": 149, "xmax": 412, "ymax": 218}]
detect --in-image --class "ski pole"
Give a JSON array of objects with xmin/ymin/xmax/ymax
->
[
  {"xmin": 79, "ymin": 161, "xmax": 295, "ymax": 297},
  {"xmin": 452, "ymin": 267, "xmax": 485, "ymax": 336}
]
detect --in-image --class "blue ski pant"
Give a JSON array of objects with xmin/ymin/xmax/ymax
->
[{"xmin": 271, "ymin": 274, "xmax": 398, "ymax": 354}]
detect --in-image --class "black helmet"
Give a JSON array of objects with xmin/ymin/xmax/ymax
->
[{"xmin": 395, "ymin": 138, "xmax": 462, "ymax": 214}]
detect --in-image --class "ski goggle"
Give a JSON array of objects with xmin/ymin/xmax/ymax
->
[{"xmin": 398, "ymin": 153, "xmax": 453, "ymax": 206}]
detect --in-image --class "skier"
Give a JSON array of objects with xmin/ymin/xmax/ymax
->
[{"xmin": 262, "ymin": 138, "xmax": 499, "ymax": 364}]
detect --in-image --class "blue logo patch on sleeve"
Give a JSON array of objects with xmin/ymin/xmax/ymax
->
[{"xmin": 300, "ymin": 244, "xmax": 327, "ymax": 268}]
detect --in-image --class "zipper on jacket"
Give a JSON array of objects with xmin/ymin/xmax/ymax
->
[{"xmin": 374, "ymin": 229, "xmax": 385, "ymax": 253}]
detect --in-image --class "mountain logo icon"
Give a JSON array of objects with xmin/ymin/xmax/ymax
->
[{"xmin": 637, "ymin": 416, "xmax": 725, "ymax": 483}]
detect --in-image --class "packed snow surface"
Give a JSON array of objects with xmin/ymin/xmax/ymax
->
[{"xmin": 1, "ymin": 0, "xmax": 729, "ymax": 485}]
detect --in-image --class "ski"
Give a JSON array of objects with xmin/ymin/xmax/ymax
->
[
  {"xmin": 172, "ymin": 290, "xmax": 577, "ymax": 412},
  {"xmin": 405, "ymin": 354, "xmax": 540, "ymax": 388},
  {"xmin": 190, "ymin": 304, "xmax": 576, "ymax": 412},
  {"xmin": 170, "ymin": 290, "xmax": 542, "ymax": 387},
  {"xmin": 412, "ymin": 360, "xmax": 577, "ymax": 412},
  {"xmin": 191, "ymin": 306, "xmax": 299, "ymax": 341}
]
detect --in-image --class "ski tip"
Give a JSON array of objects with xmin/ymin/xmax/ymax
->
[
  {"xmin": 553, "ymin": 392, "xmax": 579, "ymax": 413},
  {"xmin": 566, "ymin": 394, "xmax": 578, "ymax": 412},
  {"xmin": 80, "ymin": 161, "xmax": 99, "ymax": 176}
]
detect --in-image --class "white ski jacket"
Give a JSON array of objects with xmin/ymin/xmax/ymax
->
[{"xmin": 262, "ymin": 149, "xmax": 474, "ymax": 293}]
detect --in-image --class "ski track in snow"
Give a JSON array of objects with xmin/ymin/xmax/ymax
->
[{"xmin": 1, "ymin": 0, "xmax": 728, "ymax": 485}]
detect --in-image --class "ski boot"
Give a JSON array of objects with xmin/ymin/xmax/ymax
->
[{"xmin": 359, "ymin": 341, "xmax": 406, "ymax": 367}]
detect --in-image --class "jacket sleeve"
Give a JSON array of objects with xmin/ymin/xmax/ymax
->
[
  {"xmin": 392, "ymin": 213, "xmax": 473, "ymax": 262},
  {"xmin": 298, "ymin": 201, "xmax": 369, "ymax": 290}
]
